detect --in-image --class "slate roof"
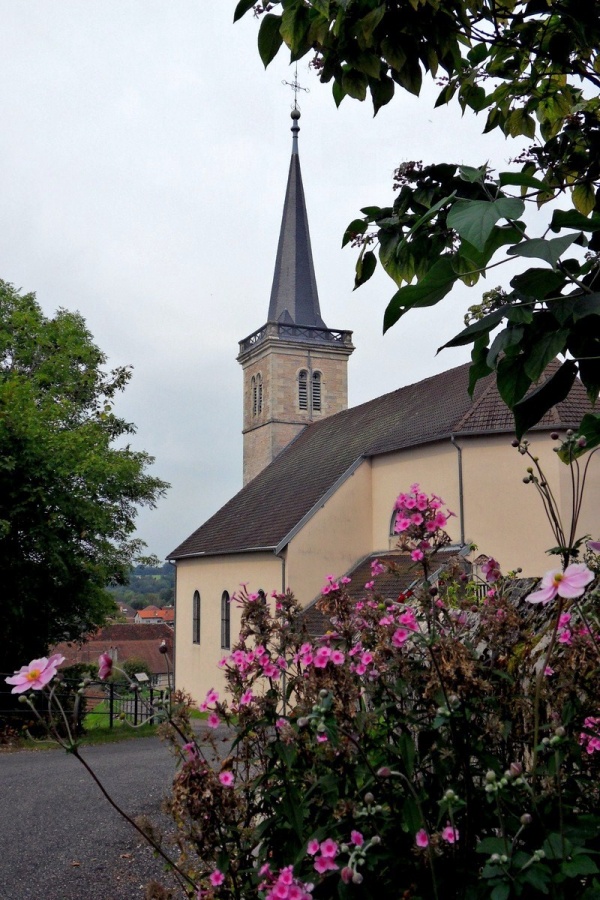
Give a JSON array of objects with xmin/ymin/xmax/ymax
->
[
  {"xmin": 169, "ymin": 361, "xmax": 591, "ymax": 561},
  {"xmin": 267, "ymin": 111, "xmax": 326, "ymax": 329}
]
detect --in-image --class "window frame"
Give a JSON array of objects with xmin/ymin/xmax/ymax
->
[
  {"xmin": 192, "ymin": 590, "xmax": 201, "ymax": 644},
  {"xmin": 221, "ymin": 590, "xmax": 231, "ymax": 649}
]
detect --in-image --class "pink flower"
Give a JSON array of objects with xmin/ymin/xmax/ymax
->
[
  {"xmin": 219, "ymin": 770, "xmax": 234, "ymax": 787},
  {"xmin": 527, "ymin": 564, "xmax": 594, "ymax": 605},
  {"xmin": 182, "ymin": 742, "xmax": 198, "ymax": 761},
  {"xmin": 307, "ymin": 839, "xmax": 320, "ymax": 856},
  {"xmin": 350, "ymin": 830, "xmax": 364, "ymax": 847},
  {"xmin": 98, "ymin": 652, "xmax": 113, "ymax": 681},
  {"xmin": 207, "ymin": 711, "xmax": 221, "ymax": 728},
  {"xmin": 392, "ymin": 627, "xmax": 410, "ymax": 647},
  {"xmin": 240, "ymin": 688, "xmax": 254, "ymax": 705},
  {"xmin": 415, "ymin": 829, "xmax": 429, "ymax": 848},
  {"xmin": 205, "ymin": 688, "xmax": 219, "ymax": 704},
  {"xmin": 316, "ymin": 733, "xmax": 328, "ymax": 743},
  {"xmin": 6, "ymin": 654, "xmax": 65, "ymax": 693},
  {"xmin": 544, "ymin": 665, "xmax": 554, "ymax": 676},
  {"xmin": 587, "ymin": 540, "xmax": 600, "ymax": 553},
  {"xmin": 411, "ymin": 549, "xmax": 424, "ymax": 562},
  {"xmin": 395, "ymin": 516, "xmax": 411, "ymax": 533},
  {"xmin": 442, "ymin": 825, "xmax": 459, "ymax": 844},
  {"xmin": 209, "ymin": 869, "xmax": 225, "ymax": 886},
  {"xmin": 314, "ymin": 856, "xmax": 338, "ymax": 873},
  {"xmin": 320, "ymin": 838, "xmax": 338, "ymax": 858},
  {"xmin": 364, "ymin": 580, "xmax": 375, "ymax": 590},
  {"xmin": 371, "ymin": 559, "xmax": 386, "ymax": 577},
  {"xmin": 331, "ymin": 650, "xmax": 345, "ymax": 665},
  {"xmin": 481, "ymin": 557, "xmax": 501, "ymax": 583}
]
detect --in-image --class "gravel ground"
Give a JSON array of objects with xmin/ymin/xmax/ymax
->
[{"xmin": 0, "ymin": 725, "xmax": 232, "ymax": 900}]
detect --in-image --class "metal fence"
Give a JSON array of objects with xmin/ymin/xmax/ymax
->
[{"xmin": 0, "ymin": 677, "xmax": 168, "ymax": 729}]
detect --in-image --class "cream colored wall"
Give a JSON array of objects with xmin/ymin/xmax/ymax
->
[
  {"xmin": 371, "ymin": 444, "xmax": 462, "ymax": 551},
  {"xmin": 371, "ymin": 434, "xmax": 600, "ymax": 576},
  {"xmin": 458, "ymin": 434, "xmax": 560, "ymax": 573},
  {"xmin": 174, "ymin": 553, "xmax": 282, "ymax": 703},
  {"xmin": 285, "ymin": 461, "xmax": 373, "ymax": 602}
]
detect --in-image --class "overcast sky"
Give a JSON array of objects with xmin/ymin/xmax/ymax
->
[{"xmin": 0, "ymin": 3, "xmax": 524, "ymax": 559}]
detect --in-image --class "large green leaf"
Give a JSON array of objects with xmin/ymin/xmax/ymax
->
[
  {"xmin": 572, "ymin": 293, "xmax": 600, "ymax": 321},
  {"xmin": 550, "ymin": 209, "xmax": 600, "ymax": 233},
  {"xmin": 383, "ymin": 257, "xmax": 457, "ymax": 332},
  {"xmin": 354, "ymin": 249, "xmax": 377, "ymax": 288},
  {"xmin": 507, "ymin": 234, "xmax": 579, "ymax": 269},
  {"xmin": 342, "ymin": 68, "xmax": 368, "ymax": 101},
  {"xmin": 233, "ymin": 0, "xmax": 255, "ymax": 22},
  {"xmin": 496, "ymin": 356, "xmax": 531, "ymax": 408},
  {"xmin": 441, "ymin": 307, "xmax": 507, "ymax": 349},
  {"xmin": 447, "ymin": 198, "xmax": 525, "ymax": 251},
  {"xmin": 487, "ymin": 325, "xmax": 524, "ymax": 368},
  {"xmin": 498, "ymin": 171, "xmax": 548, "ymax": 191},
  {"xmin": 510, "ymin": 267, "xmax": 565, "ymax": 300},
  {"xmin": 258, "ymin": 14, "xmax": 283, "ymax": 67},
  {"xmin": 514, "ymin": 360, "xmax": 577, "ymax": 439},
  {"xmin": 342, "ymin": 217, "xmax": 368, "ymax": 248},
  {"xmin": 524, "ymin": 329, "xmax": 569, "ymax": 381}
]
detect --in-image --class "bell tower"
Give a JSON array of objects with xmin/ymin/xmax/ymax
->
[{"xmin": 238, "ymin": 108, "xmax": 354, "ymax": 485}]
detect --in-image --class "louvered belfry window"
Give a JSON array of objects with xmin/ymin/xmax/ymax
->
[
  {"xmin": 298, "ymin": 370, "xmax": 308, "ymax": 409},
  {"xmin": 312, "ymin": 371, "xmax": 322, "ymax": 411},
  {"xmin": 257, "ymin": 374, "xmax": 263, "ymax": 414}
]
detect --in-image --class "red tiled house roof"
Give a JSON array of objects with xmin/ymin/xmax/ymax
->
[{"xmin": 53, "ymin": 624, "xmax": 174, "ymax": 676}]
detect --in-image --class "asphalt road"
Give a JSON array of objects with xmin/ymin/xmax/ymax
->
[{"xmin": 0, "ymin": 732, "xmax": 218, "ymax": 900}]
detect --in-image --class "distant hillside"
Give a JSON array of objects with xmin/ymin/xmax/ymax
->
[{"xmin": 108, "ymin": 562, "xmax": 175, "ymax": 610}]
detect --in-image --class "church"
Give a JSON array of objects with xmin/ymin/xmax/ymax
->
[{"xmin": 169, "ymin": 109, "xmax": 598, "ymax": 702}]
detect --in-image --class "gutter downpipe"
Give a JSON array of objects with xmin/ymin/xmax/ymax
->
[
  {"xmin": 450, "ymin": 434, "xmax": 465, "ymax": 547},
  {"xmin": 275, "ymin": 547, "xmax": 287, "ymax": 712}
]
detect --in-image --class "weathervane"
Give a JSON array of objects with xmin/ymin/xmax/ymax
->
[{"xmin": 282, "ymin": 64, "xmax": 309, "ymax": 111}]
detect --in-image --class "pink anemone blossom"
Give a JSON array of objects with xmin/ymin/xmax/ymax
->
[
  {"xmin": 527, "ymin": 563, "xmax": 594, "ymax": 605},
  {"xmin": 415, "ymin": 829, "xmax": 429, "ymax": 848},
  {"xmin": 209, "ymin": 869, "xmax": 225, "ymax": 887},
  {"xmin": 442, "ymin": 825, "xmax": 459, "ymax": 844},
  {"xmin": 98, "ymin": 652, "xmax": 113, "ymax": 681},
  {"xmin": 6, "ymin": 654, "xmax": 65, "ymax": 693},
  {"xmin": 219, "ymin": 771, "xmax": 234, "ymax": 787}
]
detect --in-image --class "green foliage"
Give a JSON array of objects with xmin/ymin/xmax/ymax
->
[
  {"xmin": 239, "ymin": 1, "xmax": 600, "ymax": 444},
  {"xmin": 162, "ymin": 553, "xmax": 600, "ymax": 898},
  {"xmin": 108, "ymin": 562, "xmax": 175, "ymax": 609},
  {"xmin": 0, "ymin": 281, "xmax": 169, "ymax": 676}
]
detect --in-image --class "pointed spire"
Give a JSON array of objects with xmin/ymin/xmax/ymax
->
[{"xmin": 267, "ymin": 109, "xmax": 326, "ymax": 328}]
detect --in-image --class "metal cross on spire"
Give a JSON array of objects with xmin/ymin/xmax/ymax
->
[{"xmin": 282, "ymin": 64, "xmax": 309, "ymax": 111}]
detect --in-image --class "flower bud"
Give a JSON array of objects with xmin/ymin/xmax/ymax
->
[
  {"xmin": 297, "ymin": 717, "xmax": 309, "ymax": 728},
  {"xmin": 555, "ymin": 726, "xmax": 565, "ymax": 738},
  {"xmin": 341, "ymin": 867, "xmax": 354, "ymax": 884},
  {"xmin": 550, "ymin": 432, "xmax": 559, "ymax": 440},
  {"xmin": 352, "ymin": 872, "xmax": 363, "ymax": 885},
  {"xmin": 371, "ymin": 835, "xmax": 381, "ymax": 845},
  {"xmin": 364, "ymin": 792, "xmax": 375, "ymax": 805},
  {"xmin": 485, "ymin": 770, "xmax": 496, "ymax": 782},
  {"xmin": 509, "ymin": 762, "xmax": 522, "ymax": 777},
  {"xmin": 520, "ymin": 813, "xmax": 532, "ymax": 826},
  {"xmin": 319, "ymin": 689, "xmax": 328, "ymax": 699},
  {"xmin": 511, "ymin": 439, "xmax": 519, "ymax": 447},
  {"xmin": 377, "ymin": 766, "xmax": 392, "ymax": 778},
  {"xmin": 159, "ymin": 641, "xmax": 168, "ymax": 655}
]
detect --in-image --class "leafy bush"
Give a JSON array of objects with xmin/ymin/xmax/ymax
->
[{"xmin": 161, "ymin": 486, "xmax": 600, "ymax": 899}]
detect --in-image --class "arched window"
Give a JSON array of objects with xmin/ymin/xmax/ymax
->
[
  {"xmin": 221, "ymin": 591, "xmax": 231, "ymax": 649},
  {"xmin": 298, "ymin": 370, "xmax": 308, "ymax": 410},
  {"xmin": 257, "ymin": 373, "xmax": 263, "ymax": 414},
  {"xmin": 252, "ymin": 374, "xmax": 262, "ymax": 416},
  {"xmin": 312, "ymin": 371, "xmax": 322, "ymax": 412},
  {"xmin": 192, "ymin": 590, "xmax": 201, "ymax": 644}
]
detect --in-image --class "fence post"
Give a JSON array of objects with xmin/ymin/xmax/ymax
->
[
  {"xmin": 109, "ymin": 682, "xmax": 114, "ymax": 729},
  {"xmin": 134, "ymin": 686, "xmax": 138, "ymax": 726}
]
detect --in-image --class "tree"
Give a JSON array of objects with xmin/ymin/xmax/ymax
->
[
  {"xmin": 0, "ymin": 281, "xmax": 168, "ymax": 676},
  {"xmin": 237, "ymin": 0, "xmax": 600, "ymax": 451}
]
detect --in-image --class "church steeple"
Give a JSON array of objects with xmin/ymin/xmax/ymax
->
[
  {"xmin": 268, "ymin": 110, "xmax": 326, "ymax": 329},
  {"xmin": 238, "ymin": 108, "xmax": 354, "ymax": 486}
]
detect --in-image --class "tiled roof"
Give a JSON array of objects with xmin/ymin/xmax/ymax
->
[
  {"xmin": 53, "ymin": 624, "xmax": 174, "ymax": 675},
  {"xmin": 301, "ymin": 549, "xmax": 466, "ymax": 637},
  {"xmin": 169, "ymin": 362, "xmax": 591, "ymax": 560}
]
